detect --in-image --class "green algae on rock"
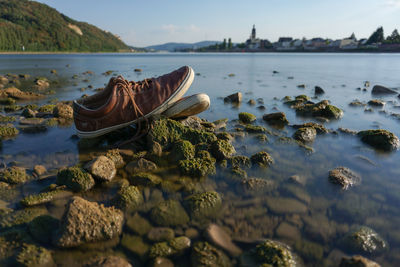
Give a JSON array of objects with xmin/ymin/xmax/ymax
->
[
  {"xmin": 0, "ymin": 124, "xmax": 19, "ymax": 138},
  {"xmin": 20, "ymin": 189, "xmax": 71, "ymax": 207},
  {"xmin": 105, "ymin": 149, "xmax": 125, "ymax": 169},
  {"xmin": 16, "ymin": 244, "xmax": 55, "ymax": 267},
  {"xmin": 53, "ymin": 103, "xmax": 73, "ymax": 119},
  {"xmin": 329, "ymin": 167, "xmax": 361, "ymax": 190},
  {"xmin": 210, "ymin": 140, "xmax": 236, "ymax": 161},
  {"xmin": 292, "ymin": 122, "xmax": 328, "ymax": 134},
  {"xmin": 54, "ymin": 196, "xmax": 124, "ymax": 248},
  {"xmin": 244, "ymin": 124, "xmax": 267, "ymax": 133},
  {"xmin": 238, "ymin": 112, "xmax": 256, "ymax": 123},
  {"xmin": 185, "ymin": 191, "xmax": 222, "ymax": 220},
  {"xmin": 295, "ymin": 100, "xmax": 343, "ymax": 119},
  {"xmin": 150, "ymin": 199, "xmax": 189, "ymax": 227},
  {"xmin": 293, "ymin": 127, "xmax": 317, "ymax": 143},
  {"xmin": 229, "ymin": 155, "xmax": 252, "ymax": 169},
  {"xmin": 254, "ymin": 239, "xmax": 296, "ymax": 267},
  {"xmin": 250, "ymin": 151, "xmax": 274, "ymax": 167},
  {"xmin": 28, "ymin": 215, "xmax": 59, "ymax": 244},
  {"xmin": 129, "ymin": 172, "xmax": 162, "ymax": 187},
  {"xmin": 342, "ymin": 226, "xmax": 387, "ymax": 254},
  {"xmin": 149, "ymin": 236, "xmax": 191, "ymax": 258},
  {"xmin": 171, "ymin": 140, "xmax": 195, "ymax": 161},
  {"xmin": 112, "ymin": 185, "xmax": 144, "ymax": 210},
  {"xmin": 147, "ymin": 227, "xmax": 175, "ymax": 242},
  {"xmin": 147, "ymin": 118, "xmax": 217, "ymax": 148},
  {"xmin": 56, "ymin": 166, "xmax": 95, "ymax": 192},
  {"xmin": 263, "ymin": 112, "xmax": 289, "ymax": 126},
  {"xmin": 0, "ymin": 207, "xmax": 47, "ymax": 229},
  {"xmin": 38, "ymin": 104, "xmax": 56, "ymax": 113},
  {"xmin": 178, "ymin": 151, "xmax": 216, "ymax": 178},
  {"xmin": 357, "ymin": 129, "xmax": 400, "ymax": 151},
  {"xmin": 0, "ymin": 166, "xmax": 28, "ymax": 184},
  {"xmin": 191, "ymin": 241, "xmax": 231, "ymax": 267}
]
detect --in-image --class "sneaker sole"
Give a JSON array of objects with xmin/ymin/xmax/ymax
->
[
  {"xmin": 163, "ymin": 93, "xmax": 210, "ymax": 118},
  {"xmin": 76, "ymin": 66, "xmax": 195, "ymax": 138}
]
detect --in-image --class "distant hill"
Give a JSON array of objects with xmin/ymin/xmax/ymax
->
[
  {"xmin": 0, "ymin": 0, "xmax": 129, "ymax": 52},
  {"xmin": 146, "ymin": 41, "xmax": 221, "ymax": 52}
]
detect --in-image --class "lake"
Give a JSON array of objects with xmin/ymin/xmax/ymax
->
[{"xmin": 1, "ymin": 53, "xmax": 400, "ymax": 266}]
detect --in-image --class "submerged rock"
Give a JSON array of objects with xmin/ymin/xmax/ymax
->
[
  {"xmin": 120, "ymin": 234, "xmax": 149, "ymax": 259},
  {"xmin": 191, "ymin": 241, "xmax": 231, "ymax": 267},
  {"xmin": 112, "ymin": 186, "xmax": 144, "ymax": 210},
  {"xmin": 329, "ymin": 167, "xmax": 361, "ymax": 190},
  {"xmin": 371, "ymin": 85, "xmax": 397, "ymax": 95},
  {"xmin": 0, "ymin": 166, "xmax": 28, "ymax": 184},
  {"xmin": 224, "ymin": 92, "xmax": 242, "ymax": 104},
  {"xmin": 229, "ymin": 155, "xmax": 251, "ymax": 169},
  {"xmin": 244, "ymin": 124, "xmax": 267, "ymax": 133},
  {"xmin": 178, "ymin": 150, "xmax": 216, "ymax": 177},
  {"xmin": 293, "ymin": 127, "xmax": 317, "ymax": 142},
  {"xmin": 149, "ymin": 236, "xmax": 191, "ymax": 258},
  {"xmin": 84, "ymin": 255, "xmax": 132, "ymax": 267},
  {"xmin": 263, "ymin": 112, "xmax": 289, "ymax": 126},
  {"xmin": 357, "ymin": 129, "xmax": 400, "ymax": 151},
  {"xmin": 292, "ymin": 122, "xmax": 328, "ymax": 134},
  {"xmin": 147, "ymin": 227, "xmax": 175, "ymax": 242},
  {"xmin": 20, "ymin": 189, "xmax": 71, "ymax": 207},
  {"xmin": 84, "ymin": 156, "xmax": 116, "ymax": 182},
  {"xmin": 54, "ymin": 196, "xmax": 124, "ymax": 247},
  {"xmin": 16, "ymin": 244, "xmax": 55, "ymax": 267},
  {"xmin": 126, "ymin": 213, "xmax": 152, "ymax": 236},
  {"xmin": 0, "ymin": 87, "xmax": 44, "ymax": 100},
  {"xmin": 0, "ymin": 124, "xmax": 19, "ymax": 138},
  {"xmin": 205, "ymin": 223, "xmax": 242, "ymax": 257},
  {"xmin": 252, "ymin": 239, "xmax": 297, "ymax": 267},
  {"xmin": 238, "ymin": 112, "xmax": 256, "ymax": 123},
  {"xmin": 339, "ymin": 255, "xmax": 381, "ymax": 267},
  {"xmin": 265, "ymin": 197, "xmax": 308, "ymax": 214},
  {"xmin": 129, "ymin": 172, "xmax": 162, "ymax": 187},
  {"xmin": 210, "ymin": 140, "xmax": 236, "ymax": 160},
  {"xmin": 239, "ymin": 177, "xmax": 276, "ymax": 195},
  {"xmin": 56, "ymin": 166, "xmax": 95, "ymax": 192},
  {"xmin": 250, "ymin": 151, "xmax": 274, "ymax": 167},
  {"xmin": 28, "ymin": 215, "xmax": 59, "ymax": 244},
  {"xmin": 126, "ymin": 158, "xmax": 158, "ymax": 174},
  {"xmin": 150, "ymin": 199, "xmax": 189, "ymax": 227},
  {"xmin": 342, "ymin": 226, "xmax": 387, "ymax": 254},
  {"xmin": 185, "ymin": 191, "xmax": 222, "ymax": 221},
  {"xmin": 0, "ymin": 207, "xmax": 47, "ymax": 229}
]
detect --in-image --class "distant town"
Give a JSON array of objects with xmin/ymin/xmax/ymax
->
[{"xmin": 175, "ymin": 25, "xmax": 400, "ymax": 53}]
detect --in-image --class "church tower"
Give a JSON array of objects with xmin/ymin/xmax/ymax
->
[{"xmin": 251, "ymin": 24, "xmax": 256, "ymax": 40}]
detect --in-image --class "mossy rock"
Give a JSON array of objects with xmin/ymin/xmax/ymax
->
[
  {"xmin": 0, "ymin": 207, "xmax": 47, "ymax": 229},
  {"xmin": 147, "ymin": 118, "xmax": 217, "ymax": 148},
  {"xmin": 56, "ymin": 166, "xmax": 95, "ymax": 192},
  {"xmin": 0, "ymin": 115, "xmax": 16, "ymax": 123},
  {"xmin": 251, "ymin": 151, "xmax": 274, "ymax": 168},
  {"xmin": 150, "ymin": 199, "xmax": 189, "ymax": 227},
  {"xmin": 244, "ymin": 125, "xmax": 267, "ymax": 133},
  {"xmin": 20, "ymin": 190, "xmax": 69, "ymax": 207},
  {"xmin": 0, "ymin": 98, "xmax": 16, "ymax": 105},
  {"xmin": 226, "ymin": 166, "xmax": 248, "ymax": 183},
  {"xmin": 171, "ymin": 140, "xmax": 195, "ymax": 161},
  {"xmin": 38, "ymin": 105, "xmax": 56, "ymax": 113},
  {"xmin": 293, "ymin": 122, "xmax": 328, "ymax": 134},
  {"xmin": 357, "ymin": 129, "xmax": 400, "ymax": 151},
  {"xmin": 0, "ymin": 125, "xmax": 19, "ymax": 138},
  {"xmin": 0, "ymin": 166, "xmax": 28, "ymax": 184},
  {"xmin": 293, "ymin": 127, "xmax": 317, "ymax": 143},
  {"xmin": 28, "ymin": 215, "xmax": 59, "ymax": 244},
  {"xmin": 342, "ymin": 226, "xmax": 387, "ymax": 254},
  {"xmin": 254, "ymin": 239, "xmax": 296, "ymax": 267},
  {"xmin": 126, "ymin": 213, "xmax": 152, "ymax": 236},
  {"xmin": 129, "ymin": 172, "xmax": 162, "ymax": 187},
  {"xmin": 191, "ymin": 241, "xmax": 231, "ymax": 267},
  {"xmin": 239, "ymin": 112, "xmax": 256, "ymax": 123},
  {"xmin": 210, "ymin": 140, "xmax": 236, "ymax": 161},
  {"xmin": 120, "ymin": 234, "xmax": 149, "ymax": 259},
  {"xmin": 4, "ymin": 105, "xmax": 22, "ymax": 112},
  {"xmin": 113, "ymin": 186, "xmax": 143, "ymax": 210},
  {"xmin": 229, "ymin": 155, "xmax": 252, "ymax": 169},
  {"xmin": 295, "ymin": 100, "xmax": 343, "ymax": 119},
  {"xmin": 16, "ymin": 244, "xmax": 54, "ymax": 267},
  {"xmin": 178, "ymin": 154, "xmax": 216, "ymax": 178},
  {"xmin": 216, "ymin": 132, "xmax": 234, "ymax": 142},
  {"xmin": 149, "ymin": 236, "xmax": 191, "ymax": 258},
  {"xmin": 263, "ymin": 112, "xmax": 289, "ymax": 126},
  {"xmin": 185, "ymin": 191, "xmax": 222, "ymax": 220},
  {"xmin": 105, "ymin": 149, "xmax": 125, "ymax": 168}
]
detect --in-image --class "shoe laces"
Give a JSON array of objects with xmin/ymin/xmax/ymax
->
[{"xmin": 112, "ymin": 75, "xmax": 150, "ymax": 146}]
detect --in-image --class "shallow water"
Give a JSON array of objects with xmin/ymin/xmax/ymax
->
[{"xmin": 1, "ymin": 53, "xmax": 400, "ymax": 266}]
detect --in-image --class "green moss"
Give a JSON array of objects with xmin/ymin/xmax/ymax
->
[
  {"xmin": 239, "ymin": 112, "xmax": 256, "ymax": 123},
  {"xmin": 148, "ymin": 118, "xmax": 217, "ymax": 148},
  {"xmin": 210, "ymin": 139, "xmax": 236, "ymax": 160},
  {"xmin": 0, "ymin": 115, "xmax": 16, "ymax": 123},
  {"xmin": 149, "ymin": 236, "xmax": 191, "ymax": 258},
  {"xmin": 171, "ymin": 140, "xmax": 195, "ymax": 161},
  {"xmin": 295, "ymin": 95, "xmax": 310, "ymax": 101},
  {"xmin": 255, "ymin": 134, "xmax": 269, "ymax": 142},
  {"xmin": 150, "ymin": 199, "xmax": 189, "ymax": 227},
  {"xmin": 24, "ymin": 104, "xmax": 38, "ymax": 110},
  {"xmin": 4, "ymin": 105, "xmax": 22, "ymax": 112},
  {"xmin": 216, "ymin": 132, "xmax": 233, "ymax": 142},
  {"xmin": 0, "ymin": 167, "xmax": 28, "ymax": 184},
  {"xmin": 0, "ymin": 125, "xmax": 19, "ymax": 138},
  {"xmin": 0, "ymin": 207, "xmax": 47, "ymax": 229},
  {"xmin": 113, "ymin": 186, "xmax": 143, "ymax": 210},
  {"xmin": 38, "ymin": 104, "xmax": 56, "ymax": 113},
  {"xmin": 56, "ymin": 166, "xmax": 95, "ymax": 192},
  {"xmin": 129, "ymin": 172, "xmax": 162, "ymax": 187},
  {"xmin": 185, "ymin": 191, "xmax": 222, "ymax": 220},
  {"xmin": 255, "ymin": 240, "xmax": 295, "ymax": 267},
  {"xmin": 44, "ymin": 118, "xmax": 58, "ymax": 127},
  {"xmin": 191, "ymin": 242, "xmax": 231, "ymax": 267},
  {"xmin": 343, "ymin": 226, "xmax": 387, "ymax": 254},
  {"xmin": 178, "ymin": 151, "xmax": 216, "ymax": 177},
  {"xmin": 251, "ymin": 151, "xmax": 274, "ymax": 168},
  {"xmin": 228, "ymin": 166, "xmax": 248, "ymax": 181},
  {"xmin": 357, "ymin": 129, "xmax": 400, "ymax": 151},
  {"xmin": 0, "ymin": 98, "xmax": 16, "ymax": 105},
  {"xmin": 230, "ymin": 155, "xmax": 251, "ymax": 169},
  {"xmin": 105, "ymin": 149, "xmax": 125, "ymax": 168},
  {"xmin": 16, "ymin": 244, "xmax": 54, "ymax": 267},
  {"xmin": 244, "ymin": 125, "xmax": 267, "ymax": 133},
  {"xmin": 20, "ymin": 190, "xmax": 66, "ymax": 207},
  {"xmin": 295, "ymin": 100, "xmax": 343, "ymax": 119},
  {"xmin": 28, "ymin": 215, "xmax": 59, "ymax": 244}
]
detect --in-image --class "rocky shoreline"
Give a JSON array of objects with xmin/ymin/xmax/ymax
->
[{"xmin": 0, "ymin": 71, "xmax": 398, "ymax": 266}]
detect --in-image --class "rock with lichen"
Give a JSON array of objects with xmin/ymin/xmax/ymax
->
[
  {"xmin": 295, "ymin": 100, "xmax": 343, "ymax": 119},
  {"xmin": 105, "ymin": 149, "xmax": 125, "ymax": 168},
  {"xmin": 238, "ymin": 112, "xmax": 256, "ymax": 123},
  {"xmin": 126, "ymin": 158, "xmax": 158, "ymax": 174},
  {"xmin": 329, "ymin": 167, "xmax": 361, "ymax": 190},
  {"xmin": 250, "ymin": 151, "xmax": 274, "ymax": 167},
  {"xmin": 149, "ymin": 236, "xmax": 191, "ymax": 258},
  {"xmin": 357, "ymin": 129, "xmax": 400, "ymax": 151},
  {"xmin": 84, "ymin": 156, "xmax": 116, "ymax": 182},
  {"xmin": 20, "ymin": 189, "xmax": 71, "ymax": 207},
  {"xmin": 112, "ymin": 185, "xmax": 143, "ymax": 210},
  {"xmin": 0, "ymin": 166, "xmax": 28, "ymax": 184},
  {"xmin": 0, "ymin": 124, "xmax": 19, "ymax": 138},
  {"xmin": 191, "ymin": 241, "xmax": 231, "ymax": 267},
  {"xmin": 342, "ymin": 226, "xmax": 387, "ymax": 254},
  {"xmin": 171, "ymin": 140, "xmax": 195, "ymax": 161},
  {"xmin": 53, "ymin": 103, "xmax": 73, "ymax": 119},
  {"xmin": 0, "ymin": 207, "xmax": 47, "ymax": 229},
  {"xmin": 293, "ymin": 127, "xmax": 317, "ymax": 143},
  {"xmin": 229, "ymin": 155, "xmax": 251, "ymax": 169},
  {"xmin": 150, "ymin": 199, "xmax": 189, "ymax": 227},
  {"xmin": 56, "ymin": 166, "xmax": 95, "ymax": 192},
  {"xmin": 210, "ymin": 140, "xmax": 236, "ymax": 160},
  {"xmin": 129, "ymin": 172, "xmax": 162, "ymax": 187},
  {"xmin": 178, "ymin": 150, "xmax": 216, "ymax": 177},
  {"xmin": 184, "ymin": 191, "xmax": 222, "ymax": 221},
  {"xmin": 251, "ymin": 239, "xmax": 297, "ymax": 267},
  {"xmin": 54, "ymin": 196, "xmax": 124, "ymax": 248},
  {"xmin": 244, "ymin": 124, "xmax": 267, "ymax": 133}
]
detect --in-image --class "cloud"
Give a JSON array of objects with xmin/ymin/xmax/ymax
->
[{"xmin": 385, "ymin": 0, "xmax": 400, "ymax": 8}]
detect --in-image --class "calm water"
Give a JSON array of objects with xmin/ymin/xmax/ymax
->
[{"xmin": 1, "ymin": 53, "xmax": 400, "ymax": 266}]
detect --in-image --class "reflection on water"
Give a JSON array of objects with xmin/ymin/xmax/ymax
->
[{"xmin": 1, "ymin": 53, "xmax": 400, "ymax": 266}]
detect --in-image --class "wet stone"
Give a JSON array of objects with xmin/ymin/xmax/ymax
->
[
  {"xmin": 185, "ymin": 191, "xmax": 222, "ymax": 221},
  {"xmin": 329, "ymin": 167, "xmax": 361, "ymax": 190},
  {"xmin": 126, "ymin": 213, "xmax": 152, "ymax": 236},
  {"xmin": 314, "ymin": 86, "xmax": 325, "ymax": 95},
  {"xmin": 121, "ymin": 234, "xmax": 149, "ymax": 259},
  {"xmin": 250, "ymin": 151, "xmax": 274, "ymax": 168},
  {"xmin": 342, "ymin": 226, "xmax": 387, "ymax": 254},
  {"xmin": 0, "ymin": 124, "xmax": 19, "ymax": 138},
  {"xmin": 148, "ymin": 227, "xmax": 175, "ymax": 242},
  {"xmin": 293, "ymin": 127, "xmax": 317, "ymax": 142},
  {"xmin": 238, "ymin": 112, "xmax": 256, "ymax": 123},
  {"xmin": 205, "ymin": 223, "xmax": 242, "ymax": 257},
  {"xmin": 28, "ymin": 215, "xmax": 59, "ymax": 244},
  {"xmin": 224, "ymin": 92, "xmax": 242, "ymax": 104},
  {"xmin": 151, "ymin": 257, "xmax": 174, "ymax": 267},
  {"xmin": 84, "ymin": 255, "xmax": 132, "ymax": 267},
  {"xmin": 16, "ymin": 243, "xmax": 55, "ymax": 267},
  {"xmin": 54, "ymin": 196, "xmax": 124, "ymax": 248},
  {"xmin": 56, "ymin": 166, "xmax": 95, "ymax": 192},
  {"xmin": 265, "ymin": 197, "xmax": 308, "ymax": 214},
  {"xmin": 239, "ymin": 177, "xmax": 276, "ymax": 195},
  {"xmin": 84, "ymin": 155, "xmax": 116, "ymax": 181},
  {"xmin": 276, "ymin": 222, "xmax": 301, "ymax": 241},
  {"xmin": 149, "ymin": 236, "xmax": 191, "ymax": 258},
  {"xmin": 53, "ymin": 103, "xmax": 73, "ymax": 119},
  {"xmin": 294, "ymin": 239, "xmax": 324, "ymax": 262},
  {"xmin": 191, "ymin": 241, "xmax": 231, "ymax": 267},
  {"xmin": 210, "ymin": 139, "xmax": 236, "ymax": 160},
  {"xmin": 129, "ymin": 172, "xmax": 162, "ymax": 187},
  {"xmin": 105, "ymin": 149, "xmax": 125, "ymax": 168},
  {"xmin": 171, "ymin": 140, "xmax": 195, "ymax": 161},
  {"xmin": 339, "ymin": 255, "xmax": 381, "ymax": 267},
  {"xmin": 0, "ymin": 166, "xmax": 28, "ymax": 184},
  {"xmin": 368, "ymin": 99, "xmax": 385, "ymax": 107},
  {"xmin": 150, "ymin": 200, "xmax": 189, "ymax": 227},
  {"xmin": 252, "ymin": 239, "xmax": 297, "ymax": 267},
  {"xmin": 33, "ymin": 165, "xmax": 46, "ymax": 176},
  {"xmin": 112, "ymin": 185, "xmax": 144, "ymax": 211},
  {"xmin": 262, "ymin": 112, "xmax": 289, "ymax": 126},
  {"xmin": 371, "ymin": 85, "xmax": 397, "ymax": 95},
  {"xmin": 126, "ymin": 158, "xmax": 158, "ymax": 174},
  {"xmin": 229, "ymin": 155, "xmax": 251, "ymax": 169},
  {"xmin": 357, "ymin": 129, "xmax": 400, "ymax": 151}
]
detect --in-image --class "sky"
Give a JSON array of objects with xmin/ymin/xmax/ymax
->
[{"xmin": 36, "ymin": 0, "xmax": 400, "ymax": 47}]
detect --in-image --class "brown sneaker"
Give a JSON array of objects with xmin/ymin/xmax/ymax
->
[
  {"xmin": 162, "ymin": 93, "xmax": 210, "ymax": 118},
  {"xmin": 73, "ymin": 66, "xmax": 194, "ymax": 138}
]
